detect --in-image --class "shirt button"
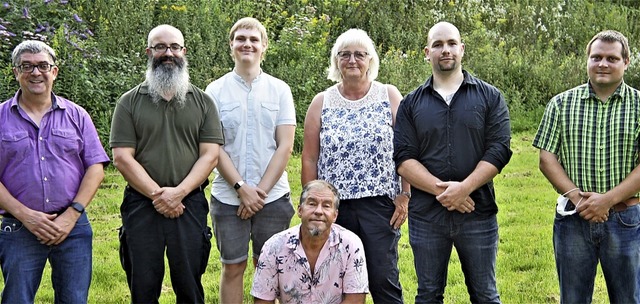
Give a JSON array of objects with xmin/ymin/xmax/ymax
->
[
  {"xmin": 39, "ymin": 137, "xmax": 43, "ymax": 141},
  {"xmin": 41, "ymin": 156, "xmax": 45, "ymax": 161},
  {"xmin": 44, "ymin": 177, "xmax": 48, "ymax": 181},
  {"xmin": 46, "ymin": 199, "xmax": 49, "ymax": 203}
]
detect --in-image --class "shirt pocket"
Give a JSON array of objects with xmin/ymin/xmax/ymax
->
[
  {"xmin": 219, "ymin": 103, "xmax": 241, "ymax": 143},
  {"xmin": 1, "ymin": 131, "xmax": 32, "ymax": 162},
  {"xmin": 259, "ymin": 102, "xmax": 279, "ymax": 129},
  {"xmin": 50, "ymin": 128, "xmax": 81, "ymax": 156},
  {"xmin": 463, "ymin": 103, "xmax": 485, "ymax": 129}
]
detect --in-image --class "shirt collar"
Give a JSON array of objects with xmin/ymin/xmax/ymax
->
[
  {"xmin": 584, "ymin": 81, "xmax": 626, "ymax": 101},
  {"xmin": 9, "ymin": 89, "xmax": 62, "ymax": 110},
  {"xmin": 288, "ymin": 224, "xmax": 340, "ymax": 250},
  {"xmin": 424, "ymin": 69, "xmax": 476, "ymax": 90}
]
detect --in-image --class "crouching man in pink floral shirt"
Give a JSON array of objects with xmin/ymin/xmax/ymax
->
[{"xmin": 251, "ymin": 180, "xmax": 369, "ymax": 303}]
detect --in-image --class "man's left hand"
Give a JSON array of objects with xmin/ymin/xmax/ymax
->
[
  {"xmin": 577, "ymin": 192, "xmax": 610, "ymax": 223},
  {"xmin": 435, "ymin": 181, "xmax": 475, "ymax": 213},
  {"xmin": 152, "ymin": 187, "xmax": 187, "ymax": 218},
  {"xmin": 49, "ymin": 211, "xmax": 79, "ymax": 245}
]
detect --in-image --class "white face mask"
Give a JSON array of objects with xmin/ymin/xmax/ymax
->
[{"xmin": 556, "ymin": 195, "xmax": 583, "ymax": 216}]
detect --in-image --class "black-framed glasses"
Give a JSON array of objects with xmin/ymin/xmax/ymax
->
[
  {"xmin": 337, "ymin": 51, "xmax": 369, "ymax": 61},
  {"xmin": 150, "ymin": 43, "xmax": 184, "ymax": 53},
  {"xmin": 16, "ymin": 62, "xmax": 55, "ymax": 74}
]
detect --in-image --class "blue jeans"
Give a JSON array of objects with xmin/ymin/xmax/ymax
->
[
  {"xmin": 409, "ymin": 214, "xmax": 500, "ymax": 304},
  {"xmin": 554, "ymin": 205, "xmax": 640, "ymax": 303},
  {"xmin": 0, "ymin": 212, "xmax": 92, "ymax": 304}
]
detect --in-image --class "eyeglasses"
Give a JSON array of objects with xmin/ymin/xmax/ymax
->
[
  {"xmin": 149, "ymin": 43, "xmax": 184, "ymax": 53},
  {"xmin": 16, "ymin": 62, "xmax": 55, "ymax": 74},
  {"xmin": 337, "ymin": 51, "xmax": 369, "ymax": 61}
]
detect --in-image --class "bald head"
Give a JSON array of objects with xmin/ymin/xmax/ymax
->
[
  {"xmin": 148, "ymin": 24, "xmax": 184, "ymax": 47},
  {"xmin": 427, "ymin": 22, "xmax": 461, "ymax": 47}
]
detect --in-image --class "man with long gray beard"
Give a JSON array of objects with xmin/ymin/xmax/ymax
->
[{"xmin": 110, "ymin": 24, "xmax": 224, "ymax": 303}]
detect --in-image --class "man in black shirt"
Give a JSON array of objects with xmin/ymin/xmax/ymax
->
[{"xmin": 393, "ymin": 21, "xmax": 512, "ymax": 304}]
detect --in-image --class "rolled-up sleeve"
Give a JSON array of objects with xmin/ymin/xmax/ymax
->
[{"xmin": 481, "ymin": 91, "xmax": 512, "ymax": 172}]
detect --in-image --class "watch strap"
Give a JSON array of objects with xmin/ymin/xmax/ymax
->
[{"xmin": 70, "ymin": 202, "xmax": 85, "ymax": 214}]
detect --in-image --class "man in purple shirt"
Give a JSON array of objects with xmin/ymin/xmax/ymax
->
[{"xmin": 0, "ymin": 40, "xmax": 109, "ymax": 303}]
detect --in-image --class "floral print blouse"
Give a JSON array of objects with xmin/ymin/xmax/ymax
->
[{"xmin": 317, "ymin": 81, "xmax": 400, "ymax": 200}]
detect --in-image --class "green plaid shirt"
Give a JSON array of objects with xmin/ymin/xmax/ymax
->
[{"xmin": 533, "ymin": 82, "xmax": 640, "ymax": 194}]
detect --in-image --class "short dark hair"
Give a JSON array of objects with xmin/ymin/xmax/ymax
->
[
  {"xmin": 299, "ymin": 180, "xmax": 340, "ymax": 210},
  {"xmin": 586, "ymin": 30, "xmax": 630, "ymax": 61}
]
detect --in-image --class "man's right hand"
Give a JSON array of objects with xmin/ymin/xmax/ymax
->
[{"xmin": 236, "ymin": 184, "xmax": 267, "ymax": 220}]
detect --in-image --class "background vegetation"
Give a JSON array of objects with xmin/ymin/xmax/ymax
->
[
  {"xmin": 0, "ymin": 0, "xmax": 638, "ymax": 302},
  {"xmin": 1, "ymin": 0, "xmax": 640, "ymax": 153}
]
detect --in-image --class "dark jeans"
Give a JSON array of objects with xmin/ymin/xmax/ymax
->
[
  {"xmin": 336, "ymin": 196, "xmax": 404, "ymax": 304},
  {"xmin": 0, "ymin": 212, "xmax": 92, "ymax": 304},
  {"xmin": 119, "ymin": 187, "xmax": 212, "ymax": 304},
  {"xmin": 409, "ymin": 214, "xmax": 500, "ymax": 304}
]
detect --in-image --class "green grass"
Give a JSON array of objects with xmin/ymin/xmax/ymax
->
[{"xmin": 1, "ymin": 131, "xmax": 610, "ymax": 303}]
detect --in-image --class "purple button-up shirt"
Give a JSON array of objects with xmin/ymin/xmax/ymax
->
[{"xmin": 0, "ymin": 90, "xmax": 109, "ymax": 213}]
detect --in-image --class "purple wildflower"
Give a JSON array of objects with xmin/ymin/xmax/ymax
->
[
  {"xmin": 2, "ymin": 3, "xmax": 9, "ymax": 9},
  {"xmin": 73, "ymin": 14, "xmax": 82, "ymax": 22},
  {"xmin": 86, "ymin": 29, "xmax": 94, "ymax": 36},
  {"xmin": 0, "ymin": 24, "xmax": 5, "ymax": 30},
  {"xmin": 79, "ymin": 33, "xmax": 87, "ymax": 40},
  {"xmin": 22, "ymin": 7, "xmax": 29, "ymax": 19},
  {"xmin": 60, "ymin": 0, "xmax": 68, "ymax": 4},
  {"xmin": 44, "ymin": 0, "xmax": 53, "ymax": 3}
]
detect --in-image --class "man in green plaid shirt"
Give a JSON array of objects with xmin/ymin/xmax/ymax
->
[{"xmin": 533, "ymin": 30, "xmax": 640, "ymax": 303}]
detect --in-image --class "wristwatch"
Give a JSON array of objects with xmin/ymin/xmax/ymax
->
[
  {"xmin": 400, "ymin": 191, "xmax": 412, "ymax": 199},
  {"xmin": 70, "ymin": 202, "xmax": 85, "ymax": 214},
  {"xmin": 233, "ymin": 180, "xmax": 245, "ymax": 190}
]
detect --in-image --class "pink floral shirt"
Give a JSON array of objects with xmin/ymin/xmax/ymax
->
[{"xmin": 251, "ymin": 224, "xmax": 369, "ymax": 303}]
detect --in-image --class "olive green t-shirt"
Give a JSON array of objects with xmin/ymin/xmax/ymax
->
[{"xmin": 110, "ymin": 82, "xmax": 224, "ymax": 187}]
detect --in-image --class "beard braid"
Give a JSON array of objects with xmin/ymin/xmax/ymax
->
[{"xmin": 145, "ymin": 55, "xmax": 190, "ymax": 107}]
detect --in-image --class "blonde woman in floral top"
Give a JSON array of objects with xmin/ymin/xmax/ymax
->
[{"xmin": 301, "ymin": 28, "xmax": 409, "ymax": 304}]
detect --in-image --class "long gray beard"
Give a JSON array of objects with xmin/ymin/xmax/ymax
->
[{"xmin": 145, "ymin": 58, "xmax": 190, "ymax": 107}]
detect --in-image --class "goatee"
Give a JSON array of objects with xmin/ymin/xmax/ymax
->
[{"xmin": 145, "ymin": 55, "xmax": 190, "ymax": 107}]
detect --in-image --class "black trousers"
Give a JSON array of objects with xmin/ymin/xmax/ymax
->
[{"xmin": 119, "ymin": 187, "xmax": 212, "ymax": 304}]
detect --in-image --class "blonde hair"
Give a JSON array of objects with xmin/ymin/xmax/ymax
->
[{"xmin": 327, "ymin": 28, "xmax": 380, "ymax": 82}]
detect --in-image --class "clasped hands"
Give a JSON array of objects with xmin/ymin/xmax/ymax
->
[
  {"xmin": 236, "ymin": 184, "xmax": 267, "ymax": 220},
  {"xmin": 435, "ymin": 181, "xmax": 475, "ymax": 213},
  {"xmin": 152, "ymin": 187, "xmax": 187, "ymax": 219},
  {"xmin": 565, "ymin": 191, "xmax": 610, "ymax": 223}
]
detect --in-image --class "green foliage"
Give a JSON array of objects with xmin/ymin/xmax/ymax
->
[{"xmin": 1, "ymin": 0, "xmax": 640, "ymax": 150}]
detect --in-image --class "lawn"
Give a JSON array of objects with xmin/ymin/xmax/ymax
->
[{"xmin": 1, "ymin": 132, "xmax": 610, "ymax": 303}]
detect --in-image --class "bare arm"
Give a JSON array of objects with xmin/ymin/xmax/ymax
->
[
  {"xmin": 341, "ymin": 293, "xmax": 366, "ymax": 304},
  {"xmin": 257, "ymin": 124, "xmax": 296, "ymax": 193},
  {"xmin": 152, "ymin": 142, "xmax": 220, "ymax": 218},
  {"xmin": 112, "ymin": 147, "xmax": 161, "ymax": 198},
  {"xmin": 52, "ymin": 163, "xmax": 105, "ymax": 245},
  {"xmin": 397, "ymin": 159, "xmax": 475, "ymax": 213},
  {"xmin": 301, "ymin": 93, "xmax": 324, "ymax": 186},
  {"xmin": 387, "ymin": 84, "xmax": 409, "ymax": 228}
]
